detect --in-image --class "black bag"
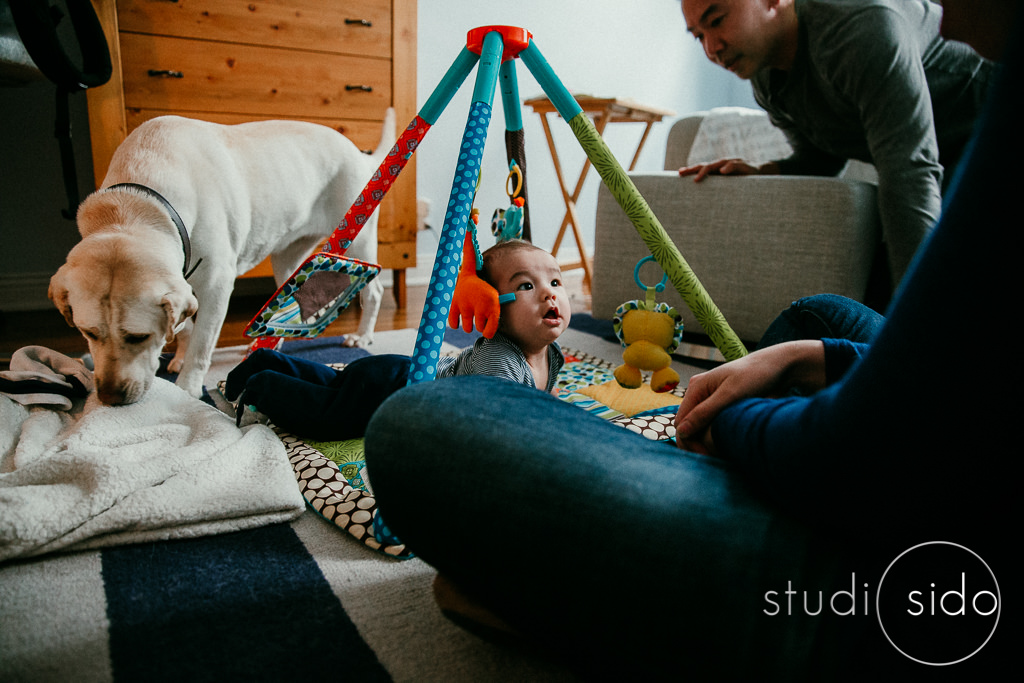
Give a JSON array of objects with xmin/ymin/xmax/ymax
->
[{"xmin": 6, "ymin": 0, "xmax": 111, "ymax": 218}]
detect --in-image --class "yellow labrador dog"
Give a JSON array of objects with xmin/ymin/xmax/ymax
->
[{"xmin": 49, "ymin": 110, "xmax": 395, "ymax": 405}]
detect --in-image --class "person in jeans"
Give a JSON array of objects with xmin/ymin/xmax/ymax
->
[{"xmin": 362, "ymin": 1, "xmax": 1019, "ymax": 677}]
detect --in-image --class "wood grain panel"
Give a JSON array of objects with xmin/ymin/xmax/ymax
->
[
  {"xmin": 86, "ymin": 0, "xmax": 417, "ymax": 292},
  {"xmin": 121, "ymin": 33, "xmax": 391, "ymax": 120},
  {"xmin": 124, "ymin": 109, "xmax": 387, "ymax": 150},
  {"xmin": 116, "ymin": 0, "xmax": 392, "ymax": 58}
]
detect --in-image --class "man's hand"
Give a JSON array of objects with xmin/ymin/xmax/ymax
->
[
  {"xmin": 674, "ymin": 340, "xmax": 826, "ymax": 455},
  {"xmin": 678, "ymin": 159, "xmax": 780, "ymax": 182}
]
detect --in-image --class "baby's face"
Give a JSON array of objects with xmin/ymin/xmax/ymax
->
[{"xmin": 490, "ymin": 248, "xmax": 571, "ymax": 353}]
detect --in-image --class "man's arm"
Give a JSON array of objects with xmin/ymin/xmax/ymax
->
[
  {"xmin": 753, "ymin": 83, "xmax": 849, "ymax": 177},
  {"xmin": 815, "ymin": 5, "xmax": 944, "ymax": 282}
]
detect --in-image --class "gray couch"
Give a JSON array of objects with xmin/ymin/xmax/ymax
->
[{"xmin": 591, "ymin": 111, "xmax": 881, "ymax": 348}]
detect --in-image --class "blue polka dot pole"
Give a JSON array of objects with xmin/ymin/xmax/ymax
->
[{"xmin": 407, "ymin": 30, "xmax": 504, "ymax": 384}]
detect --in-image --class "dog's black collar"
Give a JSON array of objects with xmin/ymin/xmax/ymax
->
[{"xmin": 104, "ymin": 183, "xmax": 202, "ymax": 279}]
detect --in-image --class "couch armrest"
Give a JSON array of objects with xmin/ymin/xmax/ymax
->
[
  {"xmin": 663, "ymin": 114, "xmax": 705, "ymax": 171},
  {"xmin": 592, "ymin": 173, "xmax": 881, "ymax": 345}
]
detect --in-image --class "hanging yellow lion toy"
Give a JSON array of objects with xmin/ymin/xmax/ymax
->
[{"xmin": 613, "ymin": 257, "xmax": 685, "ymax": 393}]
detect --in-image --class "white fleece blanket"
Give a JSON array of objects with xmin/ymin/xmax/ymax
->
[
  {"xmin": 687, "ymin": 106, "xmax": 793, "ymax": 167},
  {"xmin": 0, "ymin": 376, "xmax": 305, "ymax": 563}
]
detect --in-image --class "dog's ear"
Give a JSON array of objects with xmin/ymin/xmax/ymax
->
[
  {"xmin": 76, "ymin": 191, "xmax": 127, "ymax": 237},
  {"xmin": 48, "ymin": 265, "xmax": 76, "ymax": 328},
  {"xmin": 161, "ymin": 285, "xmax": 199, "ymax": 342}
]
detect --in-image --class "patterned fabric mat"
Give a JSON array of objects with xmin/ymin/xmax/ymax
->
[
  {"xmin": 557, "ymin": 348, "xmax": 684, "ymax": 441},
  {"xmin": 217, "ymin": 338, "xmax": 688, "ymax": 559}
]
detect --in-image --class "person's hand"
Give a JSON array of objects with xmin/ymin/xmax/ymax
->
[
  {"xmin": 678, "ymin": 159, "xmax": 780, "ymax": 182},
  {"xmin": 674, "ymin": 340, "xmax": 826, "ymax": 456}
]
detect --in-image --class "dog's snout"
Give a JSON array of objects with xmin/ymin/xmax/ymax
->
[
  {"xmin": 93, "ymin": 371, "xmax": 149, "ymax": 406},
  {"xmin": 95, "ymin": 383, "xmax": 129, "ymax": 406}
]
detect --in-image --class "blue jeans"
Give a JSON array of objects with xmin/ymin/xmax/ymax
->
[
  {"xmin": 364, "ymin": 296, "xmax": 894, "ymax": 679},
  {"xmin": 364, "ymin": 20, "xmax": 1020, "ymax": 676},
  {"xmin": 757, "ymin": 293, "xmax": 885, "ymax": 349},
  {"xmin": 365, "ymin": 376, "xmax": 874, "ymax": 679}
]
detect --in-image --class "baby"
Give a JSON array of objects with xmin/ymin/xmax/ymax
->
[{"xmin": 224, "ymin": 239, "xmax": 571, "ymax": 441}]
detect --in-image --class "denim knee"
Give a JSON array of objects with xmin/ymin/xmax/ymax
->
[{"xmin": 758, "ymin": 294, "xmax": 885, "ymax": 348}]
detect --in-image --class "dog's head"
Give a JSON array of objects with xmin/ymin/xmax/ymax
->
[{"xmin": 49, "ymin": 229, "xmax": 198, "ymax": 406}]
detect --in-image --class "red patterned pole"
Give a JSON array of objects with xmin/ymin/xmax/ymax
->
[{"xmin": 323, "ymin": 116, "xmax": 432, "ymax": 255}]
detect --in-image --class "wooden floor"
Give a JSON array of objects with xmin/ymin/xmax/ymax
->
[{"xmin": 1, "ymin": 276, "xmax": 591, "ymax": 369}]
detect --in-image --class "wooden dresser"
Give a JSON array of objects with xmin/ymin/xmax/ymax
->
[{"xmin": 85, "ymin": 0, "xmax": 417, "ymax": 305}]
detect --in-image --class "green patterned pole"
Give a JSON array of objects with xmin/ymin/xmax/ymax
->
[
  {"xmin": 567, "ymin": 113, "xmax": 748, "ymax": 360},
  {"xmin": 520, "ymin": 42, "xmax": 748, "ymax": 360}
]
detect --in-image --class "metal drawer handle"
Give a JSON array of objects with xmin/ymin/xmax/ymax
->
[
  {"xmin": 345, "ymin": 84, "xmax": 373, "ymax": 92},
  {"xmin": 345, "ymin": 18, "xmax": 372, "ymax": 27},
  {"xmin": 148, "ymin": 69, "xmax": 184, "ymax": 78}
]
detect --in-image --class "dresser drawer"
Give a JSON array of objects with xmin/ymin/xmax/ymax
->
[
  {"xmin": 124, "ymin": 109, "xmax": 389, "ymax": 151},
  {"xmin": 86, "ymin": 0, "xmax": 418, "ymax": 297},
  {"xmin": 120, "ymin": 33, "xmax": 391, "ymax": 120},
  {"xmin": 116, "ymin": 0, "xmax": 392, "ymax": 59}
]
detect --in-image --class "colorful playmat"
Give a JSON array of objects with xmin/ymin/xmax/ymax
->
[{"xmin": 214, "ymin": 314, "xmax": 697, "ymax": 558}]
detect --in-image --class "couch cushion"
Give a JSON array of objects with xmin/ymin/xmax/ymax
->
[{"xmin": 592, "ymin": 173, "xmax": 880, "ymax": 345}]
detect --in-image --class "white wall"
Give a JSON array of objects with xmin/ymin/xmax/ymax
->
[
  {"xmin": 412, "ymin": 0, "xmax": 757, "ymax": 275},
  {"xmin": 0, "ymin": 0, "xmax": 760, "ymax": 309}
]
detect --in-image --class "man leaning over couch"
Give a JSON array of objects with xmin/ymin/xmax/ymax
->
[{"xmin": 678, "ymin": 0, "xmax": 993, "ymax": 287}]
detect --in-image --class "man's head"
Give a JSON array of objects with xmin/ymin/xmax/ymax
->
[
  {"xmin": 480, "ymin": 240, "xmax": 571, "ymax": 353},
  {"xmin": 681, "ymin": 0, "xmax": 798, "ymax": 78}
]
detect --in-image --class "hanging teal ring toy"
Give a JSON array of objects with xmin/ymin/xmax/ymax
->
[{"xmin": 634, "ymin": 255, "xmax": 668, "ymax": 293}]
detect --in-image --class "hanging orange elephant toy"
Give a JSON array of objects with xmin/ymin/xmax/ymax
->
[{"xmin": 613, "ymin": 257, "xmax": 685, "ymax": 393}]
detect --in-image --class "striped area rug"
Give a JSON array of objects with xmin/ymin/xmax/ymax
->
[{"xmin": 1, "ymin": 314, "xmax": 704, "ymax": 682}]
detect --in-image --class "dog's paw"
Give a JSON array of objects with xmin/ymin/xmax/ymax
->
[
  {"xmin": 342, "ymin": 333, "xmax": 374, "ymax": 348},
  {"xmin": 167, "ymin": 356, "xmax": 185, "ymax": 374},
  {"xmin": 175, "ymin": 373, "xmax": 205, "ymax": 398}
]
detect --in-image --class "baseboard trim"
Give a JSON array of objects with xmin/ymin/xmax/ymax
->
[
  {"xmin": 2, "ymin": 259, "xmax": 579, "ymax": 312},
  {"xmin": 0, "ymin": 273, "xmax": 53, "ymax": 312}
]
